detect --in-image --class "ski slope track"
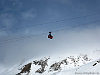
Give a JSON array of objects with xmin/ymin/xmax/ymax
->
[{"xmin": 1, "ymin": 50, "xmax": 100, "ymax": 75}]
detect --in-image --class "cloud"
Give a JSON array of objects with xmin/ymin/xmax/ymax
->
[
  {"xmin": 11, "ymin": 0, "xmax": 23, "ymax": 8},
  {"xmin": 56, "ymin": 0, "xmax": 70, "ymax": 3},
  {"xmin": 0, "ymin": 31, "xmax": 7, "ymax": 36},
  {"xmin": 0, "ymin": 0, "xmax": 23, "ymax": 9},
  {"xmin": 0, "ymin": 25, "xmax": 100, "ymax": 66},
  {"xmin": 0, "ymin": 13, "xmax": 17, "ymax": 29},
  {"xmin": 21, "ymin": 9, "xmax": 36, "ymax": 19},
  {"xmin": 0, "ymin": 64, "xmax": 6, "ymax": 74}
]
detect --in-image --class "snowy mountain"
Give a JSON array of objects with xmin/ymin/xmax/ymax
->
[{"xmin": 1, "ymin": 50, "xmax": 100, "ymax": 75}]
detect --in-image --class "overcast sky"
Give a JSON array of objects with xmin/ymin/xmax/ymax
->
[{"xmin": 0, "ymin": 0, "xmax": 100, "ymax": 74}]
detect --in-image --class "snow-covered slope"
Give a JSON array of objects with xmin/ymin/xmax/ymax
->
[
  {"xmin": 1, "ymin": 50, "xmax": 100, "ymax": 75},
  {"xmin": 56, "ymin": 59, "xmax": 100, "ymax": 75}
]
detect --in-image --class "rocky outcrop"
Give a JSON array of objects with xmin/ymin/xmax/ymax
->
[
  {"xmin": 93, "ymin": 60, "xmax": 100, "ymax": 66},
  {"xmin": 16, "ymin": 54, "xmax": 93, "ymax": 75},
  {"xmin": 16, "ymin": 63, "xmax": 32, "ymax": 75},
  {"xmin": 33, "ymin": 57, "xmax": 50, "ymax": 73}
]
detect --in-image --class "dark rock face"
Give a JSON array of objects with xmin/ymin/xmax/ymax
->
[
  {"xmin": 15, "ymin": 54, "xmax": 94, "ymax": 75},
  {"xmin": 16, "ymin": 63, "xmax": 32, "ymax": 75},
  {"xmin": 93, "ymin": 60, "xmax": 100, "ymax": 66},
  {"xmin": 93, "ymin": 63, "xmax": 97, "ymax": 66},
  {"xmin": 49, "ymin": 62, "xmax": 62, "ymax": 72},
  {"xmin": 97, "ymin": 61, "xmax": 100, "ymax": 63},
  {"xmin": 33, "ymin": 57, "xmax": 50, "ymax": 74}
]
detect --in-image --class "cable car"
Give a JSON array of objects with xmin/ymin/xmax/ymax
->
[{"xmin": 48, "ymin": 32, "xmax": 53, "ymax": 39}]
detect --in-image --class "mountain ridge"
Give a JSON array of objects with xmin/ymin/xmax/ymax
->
[{"xmin": 1, "ymin": 50, "xmax": 100, "ymax": 75}]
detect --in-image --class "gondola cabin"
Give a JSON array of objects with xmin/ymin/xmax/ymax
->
[{"xmin": 48, "ymin": 32, "xmax": 53, "ymax": 39}]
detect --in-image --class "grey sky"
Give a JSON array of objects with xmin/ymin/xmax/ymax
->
[{"xmin": 0, "ymin": 0, "xmax": 100, "ymax": 74}]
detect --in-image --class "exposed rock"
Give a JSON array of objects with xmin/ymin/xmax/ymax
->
[
  {"xmin": 16, "ymin": 63, "xmax": 32, "ymax": 75},
  {"xmin": 16, "ymin": 54, "xmax": 93, "ymax": 74},
  {"xmin": 93, "ymin": 60, "xmax": 100, "ymax": 66},
  {"xmin": 33, "ymin": 57, "xmax": 50, "ymax": 74},
  {"xmin": 97, "ymin": 61, "xmax": 100, "ymax": 63},
  {"xmin": 93, "ymin": 63, "xmax": 97, "ymax": 66},
  {"xmin": 49, "ymin": 62, "xmax": 62, "ymax": 72}
]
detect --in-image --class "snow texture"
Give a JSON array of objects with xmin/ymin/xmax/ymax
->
[{"xmin": 1, "ymin": 50, "xmax": 100, "ymax": 75}]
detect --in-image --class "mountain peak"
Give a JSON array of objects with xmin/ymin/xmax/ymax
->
[{"xmin": 15, "ymin": 54, "xmax": 94, "ymax": 75}]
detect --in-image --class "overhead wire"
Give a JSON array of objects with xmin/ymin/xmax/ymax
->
[
  {"xmin": 53, "ymin": 20, "xmax": 100, "ymax": 32},
  {"xmin": 1, "ymin": 12, "xmax": 100, "ymax": 32},
  {"xmin": 0, "ymin": 19, "xmax": 100, "ymax": 44}
]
